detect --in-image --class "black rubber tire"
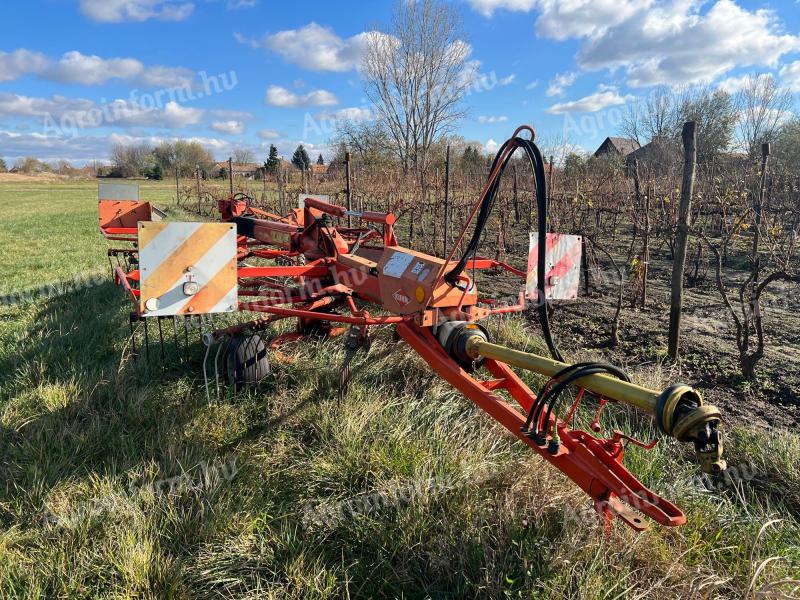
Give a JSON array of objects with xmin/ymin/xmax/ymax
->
[{"xmin": 223, "ymin": 334, "xmax": 270, "ymax": 388}]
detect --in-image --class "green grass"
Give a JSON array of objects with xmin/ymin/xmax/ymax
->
[{"xmin": 1, "ymin": 180, "xmax": 799, "ymax": 598}]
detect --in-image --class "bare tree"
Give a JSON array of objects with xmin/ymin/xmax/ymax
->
[
  {"xmin": 333, "ymin": 119, "xmax": 393, "ymax": 165},
  {"xmin": 621, "ymin": 86, "xmax": 676, "ymax": 145},
  {"xmin": 110, "ymin": 142, "xmax": 152, "ymax": 178},
  {"xmin": 735, "ymin": 73, "xmax": 793, "ymax": 158},
  {"xmin": 676, "ymin": 86, "xmax": 736, "ymax": 163},
  {"xmin": 362, "ymin": 0, "xmax": 470, "ymax": 175},
  {"xmin": 233, "ymin": 148, "xmax": 255, "ymax": 165}
]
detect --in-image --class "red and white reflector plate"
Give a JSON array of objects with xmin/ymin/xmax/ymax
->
[
  {"xmin": 138, "ymin": 222, "xmax": 238, "ymax": 317},
  {"xmin": 525, "ymin": 232, "xmax": 582, "ymax": 301}
]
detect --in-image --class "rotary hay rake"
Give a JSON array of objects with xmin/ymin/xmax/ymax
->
[{"xmin": 99, "ymin": 126, "xmax": 726, "ymax": 532}]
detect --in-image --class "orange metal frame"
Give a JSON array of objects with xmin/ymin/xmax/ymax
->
[{"xmin": 107, "ymin": 189, "xmax": 686, "ymax": 531}]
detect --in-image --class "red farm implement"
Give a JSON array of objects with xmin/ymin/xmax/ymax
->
[{"xmin": 99, "ymin": 126, "xmax": 726, "ymax": 532}]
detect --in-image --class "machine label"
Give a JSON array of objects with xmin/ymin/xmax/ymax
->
[
  {"xmin": 382, "ymin": 250, "xmax": 415, "ymax": 278},
  {"xmin": 411, "ymin": 261, "xmax": 426, "ymax": 275},
  {"xmin": 392, "ymin": 290, "xmax": 411, "ymax": 306}
]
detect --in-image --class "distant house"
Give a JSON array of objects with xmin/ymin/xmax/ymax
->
[
  {"xmin": 624, "ymin": 138, "xmax": 675, "ymax": 175},
  {"xmin": 215, "ymin": 161, "xmax": 261, "ymax": 179},
  {"xmin": 594, "ymin": 137, "xmax": 640, "ymax": 159},
  {"xmin": 310, "ymin": 163, "xmax": 328, "ymax": 176}
]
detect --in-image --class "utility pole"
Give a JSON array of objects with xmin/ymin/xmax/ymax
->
[{"xmin": 668, "ymin": 121, "xmax": 697, "ymax": 359}]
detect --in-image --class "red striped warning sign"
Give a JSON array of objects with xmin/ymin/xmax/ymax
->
[
  {"xmin": 138, "ymin": 222, "xmax": 238, "ymax": 316},
  {"xmin": 525, "ymin": 232, "xmax": 582, "ymax": 301}
]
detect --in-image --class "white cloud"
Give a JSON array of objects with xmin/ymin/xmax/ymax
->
[
  {"xmin": 227, "ymin": 0, "xmax": 256, "ymax": 8},
  {"xmin": 535, "ymin": 0, "xmax": 647, "ymax": 40},
  {"xmin": 466, "ymin": 0, "xmax": 536, "ymax": 18},
  {"xmin": 79, "ymin": 0, "xmax": 194, "ymax": 23},
  {"xmin": 0, "ymin": 93, "xmax": 93, "ymax": 119},
  {"xmin": 241, "ymin": 22, "xmax": 370, "ymax": 72},
  {"xmin": 45, "ymin": 51, "xmax": 143, "ymax": 85},
  {"xmin": 575, "ymin": 0, "xmax": 800, "ymax": 88},
  {"xmin": 0, "ymin": 92, "xmax": 203, "ymax": 130},
  {"xmin": 0, "ymin": 49, "xmax": 49, "ymax": 83},
  {"xmin": 477, "ymin": 115, "xmax": 507, "ymax": 124},
  {"xmin": 779, "ymin": 61, "xmax": 800, "ymax": 93},
  {"xmin": 212, "ymin": 109, "xmax": 254, "ymax": 120},
  {"xmin": 324, "ymin": 107, "xmax": 373, "ymax": 121},
  {"xmin": 0, "ymin": 130, "xmax": 108, "ymax": 163},
  {"xmin": 498, "ymin": 73, "xmax": 516, "ymax": 86},
  {"xmin": 109, "ymin": 133, "xmax": 229, "ymax": 151},
  {"xmin": 0, "ymin": 48, "xmax": 196, "ymax": 88},
  {"xmin": 257, "ymin": 128, "xmax": 280, "ymax": 140},
  {"xmin": 546, "ymin": 71, "xmax": 578, "ymax": 97},
  {"xmin": 716, "ymin": 74, "xmax": 754, "ymax": 94},
  {"xmin": 471, "ymin": 0, "xmax": 800, "ymax": 89},
  {"xmin": 265, "ymin": 85, "xmax": 338, "ymax": 108},
  {"xmin": 211, "ymin": 120, "xmax": 245, "ymax": 135},
  {"xmin": 0, "ymin": 129, "xmax": 233, "ymax": 164},
  {"xmin": 545, "ymin": 87, "xmax": 634, "ymax": 114},
  {"xmin": 484, "ymin": 138, "xmax": 500, "ymax": 153},
  {"xmin": 525, "ymin": 80, "xmax": 539, "ymax": 90},
  {"xmin": 98, "ymin": 100, "xmax": 203, "ymax": 128},
  {"xmin": 137, "ymin": 65, "xmax": 196, "ymax": 89}
]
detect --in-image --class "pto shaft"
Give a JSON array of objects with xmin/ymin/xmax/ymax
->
[
  {"xmin": 466, "ymin": 337, "xmax": 660, "ymax": 415},
  {"xmin": 437, "ymin": 322, "xmax": 726, "ymax": 474}
]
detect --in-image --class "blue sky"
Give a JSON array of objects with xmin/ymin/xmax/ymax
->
[{"xmin": 1, "ymin": 0, "xmax": 799, "ymax": 165}]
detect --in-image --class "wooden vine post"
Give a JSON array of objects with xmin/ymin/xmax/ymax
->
[{"xmin": 668, "ymin": 121, "xmax": 697, "ymax": 360}]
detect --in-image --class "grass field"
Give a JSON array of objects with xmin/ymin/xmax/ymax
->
[{"xmin": 1, "ymin": 179, "xmax": 799, "ymax": 598}]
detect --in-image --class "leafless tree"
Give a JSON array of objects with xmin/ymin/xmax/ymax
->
[
  {"xmin": 233, "ymin": 148, "xmax": 255, "ymax": 165},
  {"xmin": 620, "ymin": 86, "xmax": 677, "ymax": 145},
  {"xmin": 332, "ymin": 119, "xmax": 393, "ymax": 165},
  {"xmin": 676, "ymin": 86, "xmax": 736, "ymax": 163},
  {"xmin": 735, "ymin": 73, "xmax": 793, "ymax": 158},
  {"xmin": 362, "ymin": 0, "xmax": 470, "ymax": 175},
  {"xmin": 110, "ymin": 142, "xmax": 153, "ymax": 178}
]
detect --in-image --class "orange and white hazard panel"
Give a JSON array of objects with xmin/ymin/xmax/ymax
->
[
  {"xmin": 138, "ymin": 222, "xmax": 238, "ymax": 317},
  {"xmin": 525, "ymin": 232, "xmax": 582, "ymax": 301}
]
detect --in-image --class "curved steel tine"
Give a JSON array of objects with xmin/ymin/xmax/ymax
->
[
  {"xmin": 171, "ymin": 316, "xmax": 181, "ymax": 364},
  {"xmin": 202, "ymin": 340, "xmax": 212, "ymax": 403},
  {"xmin": 214, "ymin": 340, "xmax": 224, "ymax": 402},
  {"xmin": 144, "ymin": 317, "xmax": 151, "ymax": 362},
  {"xmin": 129, "ymin": 312, "xmax": 138, "ymax": 360},
  {"xmin": 157, "ymin": 317, "xmax": 166, "ymax": 366},
  {"xmin": 183, "ymin": 316, "xmax": 190, "ymax": 358}
]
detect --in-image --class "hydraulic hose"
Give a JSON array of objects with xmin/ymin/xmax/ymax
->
[{"xmin": 445, "ymin": 133, "xmax": 563, "ymax": 361}]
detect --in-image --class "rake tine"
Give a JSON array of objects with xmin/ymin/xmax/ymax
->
[
  {"xmin": 214, "ymin": 341, "xmax": 224, "ymax": 402},
  {"xmin": 202, "ymin": 340, "xmax": 212, "ymax": 403},
  {"xmin": 129, "ymin": 312, "xmax": 138, "ymax": 360},
  {"xmin": 144, "ymin": 317, "xmax": 151, "ymax": 362},
  {"xmin": 157, "ymin": 316, "xmax": 166, "ymax": 367},
  {"xmin": 184, "ymin": 316, "xmax": 190, "ymax": 359},
  {"xmin": 172, "ymin": 316, "xmax": 180, "ymax": 364}
]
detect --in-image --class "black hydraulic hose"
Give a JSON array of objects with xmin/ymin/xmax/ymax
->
[
  {"xmin": 534, "ymin": 363, "xmax": 631, "ymax": 441},
  {"xmin": 445, "ymin": 135, "xmax": 563, "ymax": 361},
  {"xmin": 521, "ymin": 361, "xmax": 596, "ymax": 433}
]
